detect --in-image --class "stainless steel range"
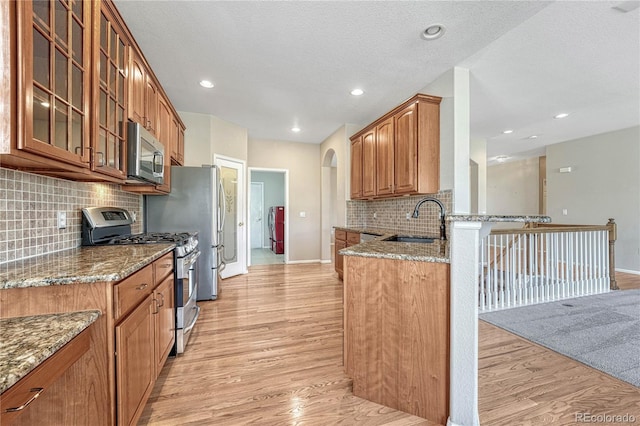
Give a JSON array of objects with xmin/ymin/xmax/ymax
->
[{"xmin": 81, "ymin": 206, "xmax": 200, "ymax": 354}]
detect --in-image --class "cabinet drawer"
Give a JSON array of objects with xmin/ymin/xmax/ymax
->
[
  {"xmin": 0, "ymin": 327, "xmax": 90, "ymax": 425},
  {"xmin": 335, "ymin": 229, "xmax": 347, "ymax": 241},
  {"xmin": 114, "ymin": 264, "xmax": 154, "ymax": 321},
  {"xmin": 154, "ymin": 252, "xmax": 174, "ymax": 283},
  {"xmin": 346, "ymin": 232, "xmax": 361, "ymax": 246}
]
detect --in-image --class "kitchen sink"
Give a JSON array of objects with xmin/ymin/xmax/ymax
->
[{"xmin": 383, "ymin": 235, "xmax": 435, "ymax": 244}]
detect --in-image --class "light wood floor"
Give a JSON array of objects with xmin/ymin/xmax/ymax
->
[{"xmin": 139, "ymin": 266, "xmax": 640, "ymax": 425}]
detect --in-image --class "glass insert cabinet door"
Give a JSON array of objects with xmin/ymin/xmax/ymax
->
[
  {"xmin": 216, "ymin": 157, "xmax": 246, "ymax": 279},
  {"xmin": 21, "ymin": 0, "xmax": 92, "ymax": 167}
]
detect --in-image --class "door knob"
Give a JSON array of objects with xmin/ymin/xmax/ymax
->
[{"xmin": 239, "ymin": 222, "xmax": 244, "ymax": 227}]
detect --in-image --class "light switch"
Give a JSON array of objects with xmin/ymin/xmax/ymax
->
[
  {"xmin": 299, "ymin": 211, "xmax": 306, "ymax": 218},
  {"xmin": 57, "ymin": 211, "xmax": 67, "ymax": 229},
  {"xmin": 562, "ymin": 209, "xmax": 568, "ymax": 216}
]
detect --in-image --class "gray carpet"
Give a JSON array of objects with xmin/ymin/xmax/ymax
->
[{"xmin": 480, "ymin": 289, "xmax": 640, "ymax": 388}]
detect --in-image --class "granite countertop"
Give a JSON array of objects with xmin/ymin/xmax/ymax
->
[
  {"xmin": 0, "ymin": 244, "xmax": 175, "ymax": 289},
  {"xmin": 447, "ymin": 214, "xmax": 552, "ymax": 223},
  {"xmin": 335, "ymin": 226, "xmax": 449, "ymax": 263},
  {"xmin": 0, "ymin": 310, "xmax": 101, "ymax": 393}
]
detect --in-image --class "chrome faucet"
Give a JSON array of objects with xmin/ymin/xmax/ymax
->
[{"xmin": 412, "ymin": 197, "xmax": 447, "ymax": 240}]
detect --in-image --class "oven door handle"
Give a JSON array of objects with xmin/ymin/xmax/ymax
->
[
  {"xmin": 183, "ymin": 305, "xmax": 201, "ymax": 334},
  {"xmin": 183, "ymin": 249, "xmax": 201, "ymax": 268}
]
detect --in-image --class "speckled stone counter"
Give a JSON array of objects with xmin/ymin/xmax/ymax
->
[
  {"xmin": 341, "ymin": 238, "xmax": 449, "ymax": 263},
  {"xmin": 447, "ymin": 214, "xmax": 551, "ymax": 223},
  {"xmin": 335, "ymin": 227, "xmax": 449, "ymax": 262},
  {"xmin": 0, "ymin": 244, "xmax": 174, "ymax": 289},
  {"xmin": 0, "ymin": 310, "xmax": 100, "ymax": 393}
]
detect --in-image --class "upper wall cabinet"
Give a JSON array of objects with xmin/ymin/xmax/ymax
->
[
  {"xmin": 93, "ymin": 0, "xmax": 128, "ymax": 180},
  {"xmin": 1, "ymin": 0, "xmax": 185, "ymax": 186},
  {"xmin": 350, "ymin": 93, "xmax": 441, "ymax": 200},
  {"xmin": 0, "ymin": 0, "xmax": 96, "ymax": 179}
]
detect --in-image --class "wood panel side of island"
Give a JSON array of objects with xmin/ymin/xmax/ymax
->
[{"xmin": 343, "ymin": 256, "xmax": 450, "ymax": 425}]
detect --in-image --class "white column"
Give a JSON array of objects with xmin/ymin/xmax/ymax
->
[{"xmin": 448, "ymin": 220, "xmax": 492, "ymax": 426}]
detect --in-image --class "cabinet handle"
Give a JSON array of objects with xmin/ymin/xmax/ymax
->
[
  {"xmin": 158, "ymin": 292, "xmax": 165, "ymax": 307},
  {"xmin": 135, "ymin": 283, "xmax": 148, "ymax": 291},
  {"xmin": 3, "ymin": 388, "xmax": 44, "ymax": 413},
  {"xmin": 74, "ymin": 146, "xmax": 93, "ymax": 164}
]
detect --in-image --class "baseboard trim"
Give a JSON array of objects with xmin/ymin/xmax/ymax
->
[
  {"xmin": 286, "ymin": 259, "xmax": 322, "ymax": 264},
  {"xmin": 320, "ymin": 259, "xmax": 332, "ymax": 264},
  {"xmin": 616, "ymin": 268, "xmax": 640, "ymax": 275}
]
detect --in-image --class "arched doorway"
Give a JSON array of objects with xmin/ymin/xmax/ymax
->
[{"xmin": 321, "ymin": 149, "xmax": 338, "ymax": 262}]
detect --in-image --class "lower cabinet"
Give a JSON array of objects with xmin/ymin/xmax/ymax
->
[
  {"xmin": 114, "ymin": 252, "xmax": 175, "ymax": 426},
  {"xmin": 0, "ymin": 252, "xmax": 176, "ymax": 425},
  {"xmin": 115, "ymin": 295, "xmax": 155, "ymax": 426},
  {"xmin": 154, "ymin": 274, "xmax": 175, "ymax": 377},
  {"xmin": 344, "ymin": 256, "xmax": 450, "ymax": 424}
]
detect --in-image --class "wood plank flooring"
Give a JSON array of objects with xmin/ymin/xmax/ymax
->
[{"xmin": 139, "ymin": 266, "xmax": 640, "ymax": 425}]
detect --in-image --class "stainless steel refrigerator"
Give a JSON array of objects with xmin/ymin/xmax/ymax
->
[{"xmin": 145, "ymin": 165, "xmax": 224, "ymax": 300}]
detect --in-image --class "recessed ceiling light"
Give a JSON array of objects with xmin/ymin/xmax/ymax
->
[
  {"xmin": 199, "ymin": 80, "xmax": 214, "ymax": 89},
  {"xmin": 421, "ymin": 24, "xmax": 446, "ymax": 40},
  {"xmin": 502, "ymin": 129, "xmax": 513, "ymax": 134},
  {"xmin": 350, "ymin": 88, "xmax": 364, "ymax": 96},
  {"xmin": 495, "ymin": 155, "xmax": 509, "ymax": 163},
  {"xmin": 527, "ymin": 135, "xmax": 538, "ymax": 139},
  {"xmin": 554, "ymin": 113, "xmax": 569, "ymax": 119},
  {"xmin": 291, "ymin": 127, "xmax": 301, "ymax": 133}
]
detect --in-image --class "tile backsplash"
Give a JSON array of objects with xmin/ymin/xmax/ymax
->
[
  {"xmin": 346, "ymin": 190, "xmax": 453, "ymax": 237},
  {"xmin": 0, "ymin": 168, "xmax": 143, "ymax": 263}
]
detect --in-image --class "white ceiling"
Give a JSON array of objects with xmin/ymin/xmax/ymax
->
[{"xmin": 114, "ymin": 1, "xmax": 640, "ymax": 164}]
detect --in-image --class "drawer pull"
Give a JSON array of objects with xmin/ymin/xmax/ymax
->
[
  {"xmin": 3, "ymin": 387, "xmax": 44, "ymax": 413},
  {"xmin": 135, "ymin": 283, "xmax": 148, "ymax": 291}
]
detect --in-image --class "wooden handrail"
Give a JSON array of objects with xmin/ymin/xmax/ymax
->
[{"xmin": 488, "ymin": 219, "xmax": 618, "ymax": 290}]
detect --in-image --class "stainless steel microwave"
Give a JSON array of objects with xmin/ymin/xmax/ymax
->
[{"xmin": 126, "ymin": 121, "xmax": 164, "ymax": 185}]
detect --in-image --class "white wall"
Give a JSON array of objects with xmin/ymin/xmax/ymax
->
[
  {"xmin": 470, "ymin": 138, "xmax": 487, "ymax": 213},
  {"xmin": 320, "ymin": 124, "xmax": 358, "ymax": 261},
  {"xmin": 487, "ymin": 157, "xmax": 539, "ymax": 215},
  {"xmin": 179, "ymin": 111, "xmax": 248, "ymax": 165},
  {"xmin": 248, "ymin": 138, "xmax": 321, "ymax": 262},
  {"xmin": 546, "ymin": 126, "xmax": 640, "ymax": 272}
]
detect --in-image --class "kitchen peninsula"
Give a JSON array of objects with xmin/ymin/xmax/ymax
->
[{"xmin": 339, "ymin": 214, "xmax": 551, "ymax": 425}]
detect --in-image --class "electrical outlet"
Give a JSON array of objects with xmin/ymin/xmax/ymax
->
[
  {"xmin": 562, "ymin": 209, "xmax": 568, "ymax": 216},
  {"xmin": 406, "ymin": 212, "xmax": 411, "ymax": 220},
  {"xmin": 57, "ymin": 211, "xmax": 67, "ymax": 229},
  {"xmin": 373, "ymin": 212, "xmax": 377, "ymax": 219}
]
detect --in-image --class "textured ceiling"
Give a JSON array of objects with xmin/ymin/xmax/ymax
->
[{"xmin": 114, "ymin": 1, "xmax": 639, "ymax": 163}]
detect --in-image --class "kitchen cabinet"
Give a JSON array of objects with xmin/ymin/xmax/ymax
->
[
  {"xmin": 172, "ymin": 115, "xmax": 185, "ymax": 166},
  {"xmin": 114, "ymin": 252, "xmax": 174, "ymax": 425},
  {"xmin": 0, "ymin": 250, "xmax": 176, "ymax": 426},
  {"xmin": 350, "ymin": 93, "xmax": 441, "ymax": 199},
  {"xmin": 350, "ymin": 137, "xmax": 363, "ymax": 199},
  {"xmin": 0, "ymin": 326, "xmax": 92, "ymax": 426},
  {"xmin": 362, "ymin": 129, "xmax": 376, "ymax": 198},
  {"xmin": 93, "ymin": 0, "xmax": 128, "ymax": 180},
  {"xmin": 115, "ymin": 294, "xmax": 155, "ymax": 426},
  {"xmin": 344, "ymin": 255, "xmax": 450, "ymax": 424},
  {"xmin": 375, "ymin": 117, "xmax": 394, "ymax": 196},
  {"xmin": 334, "ymin": 229, "xmax": 360, "ymax": 280},
  {"xmin": 1, "ymin": 0, "xmax": 185, "ymax": 187},
  {"xmin": 128, "ymin": 48, "xmax": 157, "ymax": 137},
  {"xmin": 0, "ymin": 0, "xmax": 96, "ymax": 179}
]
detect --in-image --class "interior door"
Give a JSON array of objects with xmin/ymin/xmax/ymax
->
[
  {"xmin": 250, "ymin": 182, "xmax": 264, "ymax": 250},
  {"xmin": 215, "ymin": 156, "xmax": 246, "ymax": 278}
]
